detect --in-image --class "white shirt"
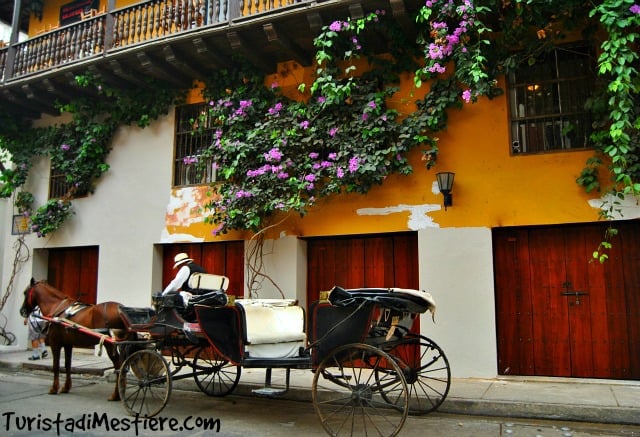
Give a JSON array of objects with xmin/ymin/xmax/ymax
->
[{"xmin": 162, "ymin": 265, "xmax": 191, "ymax": 295}]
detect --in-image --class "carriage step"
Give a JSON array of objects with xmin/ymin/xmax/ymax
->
[{"xmin": 252, "ymin": 387, "xmax": 288, "ymax": 397}]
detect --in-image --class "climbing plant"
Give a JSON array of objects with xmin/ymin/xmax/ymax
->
[
  {"xmin": 0, "ymin": 0, "xmax": 637, "ymax": 252},
  {"xmin": 0, "ymin": 76, "xmax": 184, "ymax": 237}
]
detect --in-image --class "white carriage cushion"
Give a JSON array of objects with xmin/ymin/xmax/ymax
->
[
  {"xmin": 239, "ymin": 302, "xmax": 306, "ymax": 345},
  {"xmin": 244, "ymin": 341, "xmax": 303, "ymax": 359},
  {"xmin": 187, "ymin": 273, "xmax": 229, "ymax": 291}
]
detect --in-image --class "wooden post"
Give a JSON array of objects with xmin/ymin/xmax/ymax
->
[
  {"xmin": 104, "ymin": 0, "xmax": 116, "ymax": 50},
  {"xmin": 3, "ymin": 0, "xmax": 23, "ymax": 81}
]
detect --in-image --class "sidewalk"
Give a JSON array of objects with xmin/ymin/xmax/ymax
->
[{"xmin": 1, "ymin": 347, "xmax": 639, "ymax": 426}]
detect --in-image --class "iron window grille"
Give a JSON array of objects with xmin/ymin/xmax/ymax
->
[
  {"xmin": 174, "ymin": 103, "xmax": 217, "ymax": 187},
  {"xmin": 508, "ymin": 44, "xmax": 595, "ymax": 155},
  {"xmin": 49, "ymin": 167, "xmax": 87, "ymax": 199}
]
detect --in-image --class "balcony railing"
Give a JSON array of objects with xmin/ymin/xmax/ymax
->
[{"xmin": 0, "ymin": 0, "xmax": 310, "ymax": 83}]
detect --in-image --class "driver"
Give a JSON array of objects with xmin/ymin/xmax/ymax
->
[{"xmin": 162, "ymin": 253, "xmax": 207, "ymax": 305}]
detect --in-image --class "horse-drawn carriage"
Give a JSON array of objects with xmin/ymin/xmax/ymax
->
[{"xmin": 22, "ymin": 276, "xmax": 451, "ymax": 436}]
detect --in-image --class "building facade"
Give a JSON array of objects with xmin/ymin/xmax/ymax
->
[{"xmin": 1, "ymin": 0, "xmax": 639, "ymax": 380}]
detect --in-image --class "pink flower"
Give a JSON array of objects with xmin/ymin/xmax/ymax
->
[
  {"xmin": 268, "ymin": 102, "xmax": 283, "ymax": 115},
  {"xmin": 348, "ymin": 157, "xmax": 360, "ymax": 173},
  {"xmin": 462, "ymin": 89, "xmax": 472, "ymax": 103},
  {"xmin": 264, "ymin": 148, "xmax": 283, "ymax": 162},
  {"xmin": 329, "ymin": 21, "xmax": 342, "ymax": 32}
]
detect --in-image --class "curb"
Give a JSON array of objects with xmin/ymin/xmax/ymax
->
[{"xmin": 437, "ymin": 399, "xmax": 640, "ymax": 426}]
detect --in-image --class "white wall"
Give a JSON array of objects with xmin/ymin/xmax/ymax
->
[
  {"xmin": 418, "ymin": 227, "xmax": 498, "ymax": 378},
  {"xmin": 0, "ymin": 109, "xmax": 176, "ymax": 348},
  {"xmin": 244, "ymin": 236, "xmax": 308, "ymax": 306}
]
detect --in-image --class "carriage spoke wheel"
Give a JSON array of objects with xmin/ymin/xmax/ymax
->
[
  {"xmin": 193, "ymin": 345, "xmax": 241, "ymax": 396},
  {"xmin": 312, "ymin": 343, "xmax": 408, "ymax": 436},
  {"xmin": 118, "ymin": 349, "xmax": 172, "ymax": 418},
  {"xmin": 378, "ymin": 334, "xmax": 451, "ymax": 415}
]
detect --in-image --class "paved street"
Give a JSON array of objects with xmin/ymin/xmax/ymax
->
[{"xmin": 1, "ymin": 369, "xmax": 639, "ymax": 436}]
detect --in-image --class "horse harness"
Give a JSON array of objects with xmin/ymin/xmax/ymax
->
[{"xmin": 27, "ymin": 285, "xmax": 114, "ymax": 331}]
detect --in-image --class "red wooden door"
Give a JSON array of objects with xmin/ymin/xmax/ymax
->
[
  {"xmin": 47, "ymin": 246, "xmax": 99, "ymax": 304},
  {"xmin": 306, "ymin": 232, "xmax": 419, "ymax": 307},
  {"xmin": 494, "ymin": 222, "xmax": 640, "ymax": 380},
  {"xmin": 163, "ymin": 241, "xmax": 244, "ymax": 297}
]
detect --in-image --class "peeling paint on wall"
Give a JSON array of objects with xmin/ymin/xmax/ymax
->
[
  {"xmin": 357, "ymin": 204, "xmax": 442, "ymax": 230},
  {"xmin": 160, "ymin": 228, "xmax": 204, "ymax": 243},
  {"xmin": 431, "ymin": 180, "xmax": 441, "ymax": 195},
  {"xmin": 165, "ymin": 186, "xmax": 211, "ymax": 227},
  {"xmin": 588, "ymin": 193, "xmax": 640, "ymax": 220}
]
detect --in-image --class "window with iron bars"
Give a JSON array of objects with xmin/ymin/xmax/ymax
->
[
  {"xmin": 508, "ymin": 44, "xmax": 595, "ymax": 155},
  {"xmin": 49, "ymin": 168, "xmax": 87, "ymax": 199},
  {"xmin": 174, "ymin": 103, "xmax": 217, "ymax": 187}
]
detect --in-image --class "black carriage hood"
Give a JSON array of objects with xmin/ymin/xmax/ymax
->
[{"xmin": 327, "ymin": 286, "xmax": 436, "ymax": 315}]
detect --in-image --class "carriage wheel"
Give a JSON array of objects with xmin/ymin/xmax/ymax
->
[
  {"xmin": 378, "ymin": 334, "xmax": 451, "ymax": 415},
  {"xmin": 312, "ymin": 343, "xmax": 408, "ymax": 436},
  {"xmin": 118, "ymin": 349, "xmax": 172, "ymax": 418},
  {"xmin": 193, "ymin": 345, "xmax": 241, "ymax": 396}
]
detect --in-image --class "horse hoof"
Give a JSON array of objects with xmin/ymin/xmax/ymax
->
[
  {"xmin": 59, "ymin": 388, "xmax": 69, "ymax": 394},
  {"xmin": 48, "ymin": 389, "xmax": 58, "ymax": 395},
  {"xmin": 108, "ymin": 394, "xmax": 120, "ymax": 402}
]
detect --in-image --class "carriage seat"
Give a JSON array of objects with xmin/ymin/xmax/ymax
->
[
  {"xmin": 236, "ymin": 299, "xmax": 306, "ymax": 359},
  {"xmin": 187, "ymin": 273, "xmax": 229, "ymax": 294}
]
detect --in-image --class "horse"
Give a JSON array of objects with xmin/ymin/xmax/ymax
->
[{"xmin": 20, "ymin": 278, "xmax": 131, "ymax": 400}]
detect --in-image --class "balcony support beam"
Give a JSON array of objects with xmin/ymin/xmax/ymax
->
[
  {"xmin": 137, "ymin": 51, "xmax": 192, "ymax": 88},
  {"xmin": 2, "ymin": 89, "xmax": 45, "ymax": 118},
  {"xmin": 108, "ymin": 59, "xmax": 148, "ymax": 87},
  {"xmin": 227, "ymin": 31, "xmax": 275, "ymax": 73},
  {"xmin": 20, "ymin": 84, "xmax": 60, "ymax": 116},
  {"xmin": 42, "ymin": 78, "xmax": 89, "ymax": 102},
  {"xmin": 163, "ymin": 45, "xmax": 203, "ymax": 79},
  {"xmin": 192, "ymin": 37, "xmax": 231, "ymax": 68},
  {"xmin": 263, "ymin": 23, "xmax": 311, "ymax": 67},
  {"xmin": 306, "ymin": 12, "xmax": 322, "ymax": 33}
]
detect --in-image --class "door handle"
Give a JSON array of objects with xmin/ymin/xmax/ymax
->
[{"xmin": 560, "ymin": 291, "xmax": 588, "ymax": 296}]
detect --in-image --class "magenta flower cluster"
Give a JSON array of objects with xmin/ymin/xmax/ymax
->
[
  {"xmin": 421, "ymin": 0, "xmax": 479, "ymax": 103},
  {"xmin": 204, "ymin": 11, "xmax": 412, "ymax": 234},
  {"xmin": 183, "ymin": 156, "xmax": 198, "ymax": 165}
]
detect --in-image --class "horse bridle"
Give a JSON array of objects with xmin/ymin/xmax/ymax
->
[{"xmin": 22, "ymin": 286, "xmax": 37, "ymax": 317}]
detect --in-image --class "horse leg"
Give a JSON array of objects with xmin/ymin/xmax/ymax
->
[
  {"xmin": 59, "ymin": 344, "xmax": 73, "ymax": 394},
  {"xmin": 49, "ymin": 344, "xmax": 62, "ymax": 395},
  {"xmin": 105, "ymin": 343, "xmax": 121, "ymax": 401}
]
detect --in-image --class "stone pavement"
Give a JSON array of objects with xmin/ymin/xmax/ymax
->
[{"xmin": 1, "ymin": 346, "xmax": 639, "ymax": 426}]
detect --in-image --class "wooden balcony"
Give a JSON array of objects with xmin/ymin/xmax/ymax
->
[{"xmin": 0, "ymin": 0, "xmax": 420, "ymax": 120}]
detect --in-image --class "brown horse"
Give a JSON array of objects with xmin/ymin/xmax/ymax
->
[{"xmin": 20, "ymin": 278, "xmax": 130, "ymax": 400}]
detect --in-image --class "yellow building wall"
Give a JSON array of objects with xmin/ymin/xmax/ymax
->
[
  {"xmin": 170, "ymin": 60, "xmax": 602, "ymax": 241},
  {"xmin": 28, "ymin": 0, "xmax": 136, "ymax": 36}
]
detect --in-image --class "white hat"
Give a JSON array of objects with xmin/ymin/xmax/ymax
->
[{"xmin": 173, "ymin": 253, "xmax": 193, "ymax": 269}]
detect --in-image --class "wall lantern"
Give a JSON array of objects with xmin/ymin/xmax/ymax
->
[{"xmin": 436, "ymin": 172, "xmax": 455, "ymax": 210}]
